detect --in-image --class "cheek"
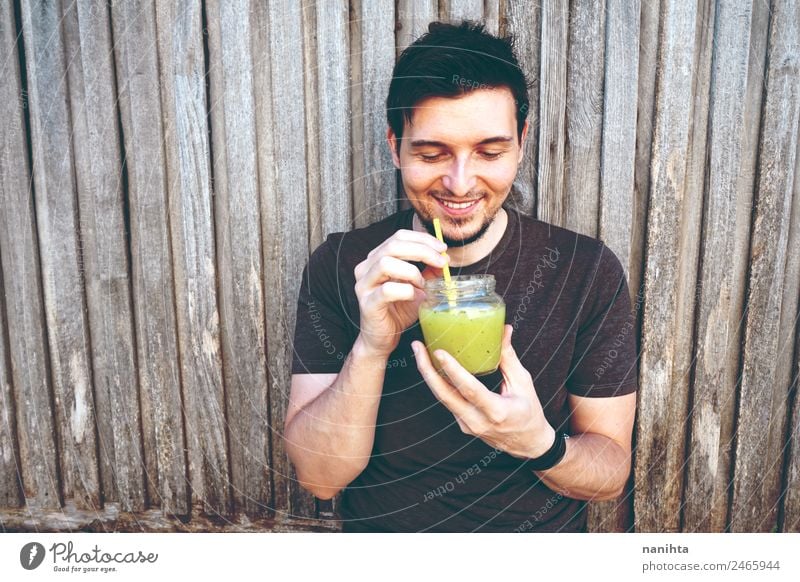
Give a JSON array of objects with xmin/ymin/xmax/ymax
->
[
  {"xmin": 402, "ymin": 163, "xmax": 439, "ymax": 191},
  {"xmin": 482, "ymin": 158, "xmax": 519, "ymax": 190}
]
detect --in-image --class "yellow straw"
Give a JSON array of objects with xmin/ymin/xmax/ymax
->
[{"xmin": 433, "ymin": 218, "xmax": 456, "ymax": 307}]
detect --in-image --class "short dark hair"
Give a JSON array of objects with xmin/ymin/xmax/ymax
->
[{"xmin": 386, "ymin": 21, "xmax": 531, "ymax": 148}]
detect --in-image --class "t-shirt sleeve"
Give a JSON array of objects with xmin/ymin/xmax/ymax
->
[
  {"xmin": 566, "ymin": 243, "xmax": 639, "ymax": 398},
  {"xmin": 290, "ymin": 239, "xmax": 355, "ymax": 375}
]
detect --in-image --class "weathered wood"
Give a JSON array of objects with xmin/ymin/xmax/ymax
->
[
  {"xmin": 484, "ymin": 0, "xmax": 501, "ymax": 35},
  {"xmin": 0, "ymin": 0, "xmax": 51, "ymax": 511},
  {"xmin": 440, "ymin": 0, "xmax": 483, "ymax": 23},
  {"xmin": 155, "ymin": 0, "xmax": 230, "ymax": 515},
  {"xmin": 20, "ymin": 0, "xmax": 101, "ymax": 510},
  {"xmin": 109, "ymin": 0, "xmax": 188, "ymax": 516},
  {"xmin": 396, "ymin": 0, "xmax": 437, "ymax": 55},
  {"xmin": 503, "ymin": 0, "xmax": 540, "ymax": 215},
  {"xmin": 778, "ymin": 120, "xmax": 800, "ymax": 534},
  {"xmin": 682, "ymin": 0, "xmax": 753, "ymax": 533},
  {"xmin": 0, "ymin": 504, "xmax": 339, "ymax": 533},
  {"xmin": 205, "ymin": 0, "xmax": 271, "ymax": 518},
  {"xmin": 628, "ymin": 0, "xmax": 660, "ymax": 301},
  {"xmin": 598, "ymin": 0, "xmax": 639, "ymax": 275},
  {"xmin": 252, "ymin": 0, "xmax": 314, "ymax": 518},
  {"xmin": 63, "ymin": 0, "xmax": 145, "ymax": 512},
  {"xmin": 536, "ymin": 0, "xmax": 568, "ymax": 226},
  {"xmin": 306, "ymin": 0, "xmax": 352, "ymax": 250},
  {"xmin": 564, "ymin": 0, "xmax": 605, "ymax": 238},
  {"xmin": 589, "ymin": 0, "xmax": 640, "ymax": 534},
  {"xmin": 633, "ymin": 0, "xmax": 698, "ymax": 533},
  {"xmin": 730, "ymin": 0, "xmax": 800, "ymax": 532},
  {"xmin": 351, "ymin": 0, "xmax": 397, "ymax": 227}
]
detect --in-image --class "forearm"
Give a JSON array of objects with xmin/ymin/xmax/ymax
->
[
  {"xmin": 533, "ymin": 432, "xmax": 631, "ymax": 501},
  {"xmin": 284, "ymin": 337, "xmax": 387, "ymax": 498}
]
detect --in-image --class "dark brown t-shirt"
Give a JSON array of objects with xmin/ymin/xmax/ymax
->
[{"xmin": 291, "ymin": 205, "xmax": 638, "ymax": 532}]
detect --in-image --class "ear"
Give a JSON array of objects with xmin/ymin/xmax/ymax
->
[
  {"xmin": 387, "ymin": 127, "xmax": 401, "ymax": 168},
  {"xmin": 517, "ymin": 120, "xmax": 529, "ymax": 165}
]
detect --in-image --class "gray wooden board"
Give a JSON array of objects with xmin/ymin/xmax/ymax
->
[
  {"xmin": 564, "ymin": 0, "xmax": 605, "ymax": 238},
  {"xmin": 20, "ymin": 0, "xmax": 101, "ymax": 510},
  {"xmin": 64, "ymin": 0, "xmax": 145, "ymax": 512},
  {"xmin": 110, "ymin": 0, "xmax": 189, "ymax": 516},
  {"xmin": 351, "ymin": 0, "xmax": 396, "ymax": 227},
  {"xmin": 730, "ymin": 0, "xmax": 800, "ymax": 532},
  {"xmin": 503, "ymin": 0, "xmax": 540, "ymax": 215},
  {"xmin": 536, "ymin": 0, "xmax": 568, "ymax": 226},
  {"xmin": 206, "ymin": 0, "xmax": 271, "ymax": 517},
  {"xmin": 682, "ymin": 0, "xmax": 754, "ymax": 533},
  {"xmin": 155, "ymin": 0, "xmax": 230, "ymax": 515},
  {"xmin": 633, "ymin": 0, "xmax": 698, "ymax": 532},
  {"xmin": 253, "ymin": 0, "xmax": 314, "ymax": 519}
]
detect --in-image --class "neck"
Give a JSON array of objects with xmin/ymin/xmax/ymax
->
[{"xmin": 413, "ymin": 208, "xmax": 508, "ymax": 267}]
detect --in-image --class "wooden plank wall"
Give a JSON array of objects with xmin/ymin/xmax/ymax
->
[{"xmin": 0, "ymin": 0, "xmax": 798, "ymax": 533}]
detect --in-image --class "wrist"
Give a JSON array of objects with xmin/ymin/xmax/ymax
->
[
  {"xmin": 352, "ymin": 335, "xmax": 392, "ymax": 363},
  {"xmin": 522, "ymin": 428, "xmax": 569, "ymax": 472}
]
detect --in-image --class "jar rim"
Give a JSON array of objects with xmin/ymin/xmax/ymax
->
[{"xmin": 423, "ymin": 274, "xmax": 495, "ymax": 293}]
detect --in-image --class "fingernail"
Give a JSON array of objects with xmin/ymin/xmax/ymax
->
[{"xmin": 411, "ymin": 343, "xmax": 418, "ymax": 356}]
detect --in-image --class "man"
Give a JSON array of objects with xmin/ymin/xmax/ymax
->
[{"xmin": 284, "ymin": 21, "xmax": 637, "ymax": 532}]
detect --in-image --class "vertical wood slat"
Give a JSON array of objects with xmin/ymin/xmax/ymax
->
[
  {"xmin": 563, "ymin": 0, "xmax": 605, "ymax": 238},
  {"xmin": 205, "ymin": 0, "xmax": 271, "ymax": 518},
  {"xmin": 730, "ymin": 0, "xmax": 800, "ymax": 532},
  {"xmin": 254, "ymin": 0, "xmax": 314, "ymax": 519},
  {"xmin": 537, "ymin": 0, "xmax": 568, "ymax": 226},
  {"xmin": 0, "ymin": 0, "xmax": 52, "ymax": 510},
  {"xmin": 440, "ymin": 0, "xmax": 483, "ymax": 23},
  {"xmin": 396, "ymin": 0, "xmax": 437, "ymax": 55},
  {"xmin": 306, "ymin": 0, "xmax": 352, "ymax": 250},
  {"xmin": 351, "ymin": 0, "xmax": 397, "ymax": 227},
  {"xmin": 484, "ymin": 0, "xmax": 500, "ymax": 35},
  {"xmin": 682, "ymin": 0, "xmax": 753, "ymax": 533},
  {"xmin": 633, "ymin": 0, "xmax": 698, "ymax": 533},
  {"xmin": 64, "ymin": 0, "xmax": 145, "ymax": 512},
  {"xmin": 20, "ymin": 0, "xmax": 101, "ymax": 511},
  {"xmin": 589, "ymin": 0, "xmax": 640, "ymax": 534},
  {"xmin": 110, "ymin": 0, "xmax": 188, "ymax": 516},
  {"xmin": 778, "ymin": 119, "xmax": 800, "ymax": 534},
  {"xmin": 503, "ymin": 0, "xmax": 540, "ymax": 215},
  {"xmin": 155, "ymin": 0, "xmax": 230, "ymax": 515}
]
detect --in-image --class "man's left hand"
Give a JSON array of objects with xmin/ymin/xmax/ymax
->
[{"xmin": 412, "ymin": 324, "xmax": 557, "ymax": 459}]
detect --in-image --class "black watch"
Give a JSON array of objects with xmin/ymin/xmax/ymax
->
[{"xmin": 522, "ymin": 431, "xmax": 569, "ymax": 472}]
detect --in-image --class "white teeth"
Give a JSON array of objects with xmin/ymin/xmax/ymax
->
[{"xmin": 439, "ymin": 199, "xmax": 478, "ymax": 209}]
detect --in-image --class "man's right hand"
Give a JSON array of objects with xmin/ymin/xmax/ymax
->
[{"xmin": 353, "ymin": 229, "xmax": 449, "ymax": 358}]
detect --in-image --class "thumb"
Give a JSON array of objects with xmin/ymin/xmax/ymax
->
[{"xmin": 499, "ymin": 324, "xmax": 531, "ymax": 392}]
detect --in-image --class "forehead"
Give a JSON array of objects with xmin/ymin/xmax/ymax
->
[{"xmin": 404, "ymin": 87, "xmax": 518, "ymax": 142}]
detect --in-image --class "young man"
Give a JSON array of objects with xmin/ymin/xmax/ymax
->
[{"xmin": 284, "ymin": 21, "xmax": 637, "ymax": 532}]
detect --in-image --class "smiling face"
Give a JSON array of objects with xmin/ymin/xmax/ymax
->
[{"xmin": 388, "ymin": 87, "xmax": 528, "ymax": 246}]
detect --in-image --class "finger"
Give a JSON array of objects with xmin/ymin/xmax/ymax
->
[
  {"xmin": 363, "ymin": 281, "xmax": 417, "ymax": 310},
  {"xmin": 432, "ymin": 347, "xmax": 503, "ymax": 416},
  {"xmin": 411, "ymin": 341, "xmax": 473, "ymax": 419},
  {"xmin": 360, "ymin": 255, "xmax": 426, "ymax": 290},
  {"xmin": 499, "ymin": 325, "xmax": 533, "ymax": 394},
  {"xmin": 387, "ymin": 228, "xmax": 448, "ymax": 251}
]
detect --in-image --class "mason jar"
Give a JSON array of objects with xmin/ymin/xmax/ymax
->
[{"xmin": 418, "ymin": 274, "xmax": 506, "ymax": 376}]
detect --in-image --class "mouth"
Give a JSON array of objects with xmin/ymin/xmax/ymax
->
[{"xmin": 433, "ymin": 196, "xmax": 483, "ymax": 216}]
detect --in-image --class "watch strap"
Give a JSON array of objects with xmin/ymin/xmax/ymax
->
[{"xmin": 522, "ymin": 431, "xmax": 569, "ymax": 472}]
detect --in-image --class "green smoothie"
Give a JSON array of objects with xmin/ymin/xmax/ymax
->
[{"xmin": 418, "ymin": 303, "xmax": 506, "ymax": 376}]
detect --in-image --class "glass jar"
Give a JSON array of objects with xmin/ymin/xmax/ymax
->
[{"xmin": 418, "ymin": 274, "xmax": 506, "ymax": 376}]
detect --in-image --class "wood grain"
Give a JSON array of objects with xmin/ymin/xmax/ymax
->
[
  {"xmin": 440, "ymin": 0, "xmax": 484, "ymax": 23},
  {"xmin": 155, "ymin": 0, "xmax": 230, "ymax": 516},
  {"xmin": 682, "ymin": 0, "xmax": 753, "ymax": 533},
  {"xmin": 536, "ymin": 0, "xmax": 568, "ymax": 226},
  {"xmin": 351, "ymin": 0, "xmax": 397, "ymax": 227},
  {"xmin": 563, "ymin": 0, "xmax": 605, "ymax": 238},
  {"xmin": 253, "ymin": 0, "xmax": 314, "ymax": 519},
  {"xmin": 20, "ymin": 0, "xmax": 101, "ymax": 511},
  {"xmin": 64, "ymin": 0, "xmax": 145, "ymax": 512},
  {"xmin": 396, "ymin": 0, "xmax": 436, "ymax": 55},
  {"xmin": 730, "ymin": 0, "xmax": 800, "ymax": 532},
  {"xmin": 503, "ymin": 0, "xmax": 540, "ymax": 215},
  {"xmin": 205, "ymin": 0, "xmax": 271, "ymax": 518},
  {"xmin": 633, "ymin": 0, "xmax": 698, "ymax": 533},
  {"xmin": 110, "ymin": 0, "xmax": 189, "ymax": 516}
]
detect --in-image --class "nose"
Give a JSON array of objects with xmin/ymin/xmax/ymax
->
[{"xmin": 441, "ymin": 155, "xmax": 477, "ymax": 197}]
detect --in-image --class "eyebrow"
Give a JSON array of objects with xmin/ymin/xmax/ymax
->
[{"xmin": 408, "ymin": 136, "xmax": 514, "ymax": 148}]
